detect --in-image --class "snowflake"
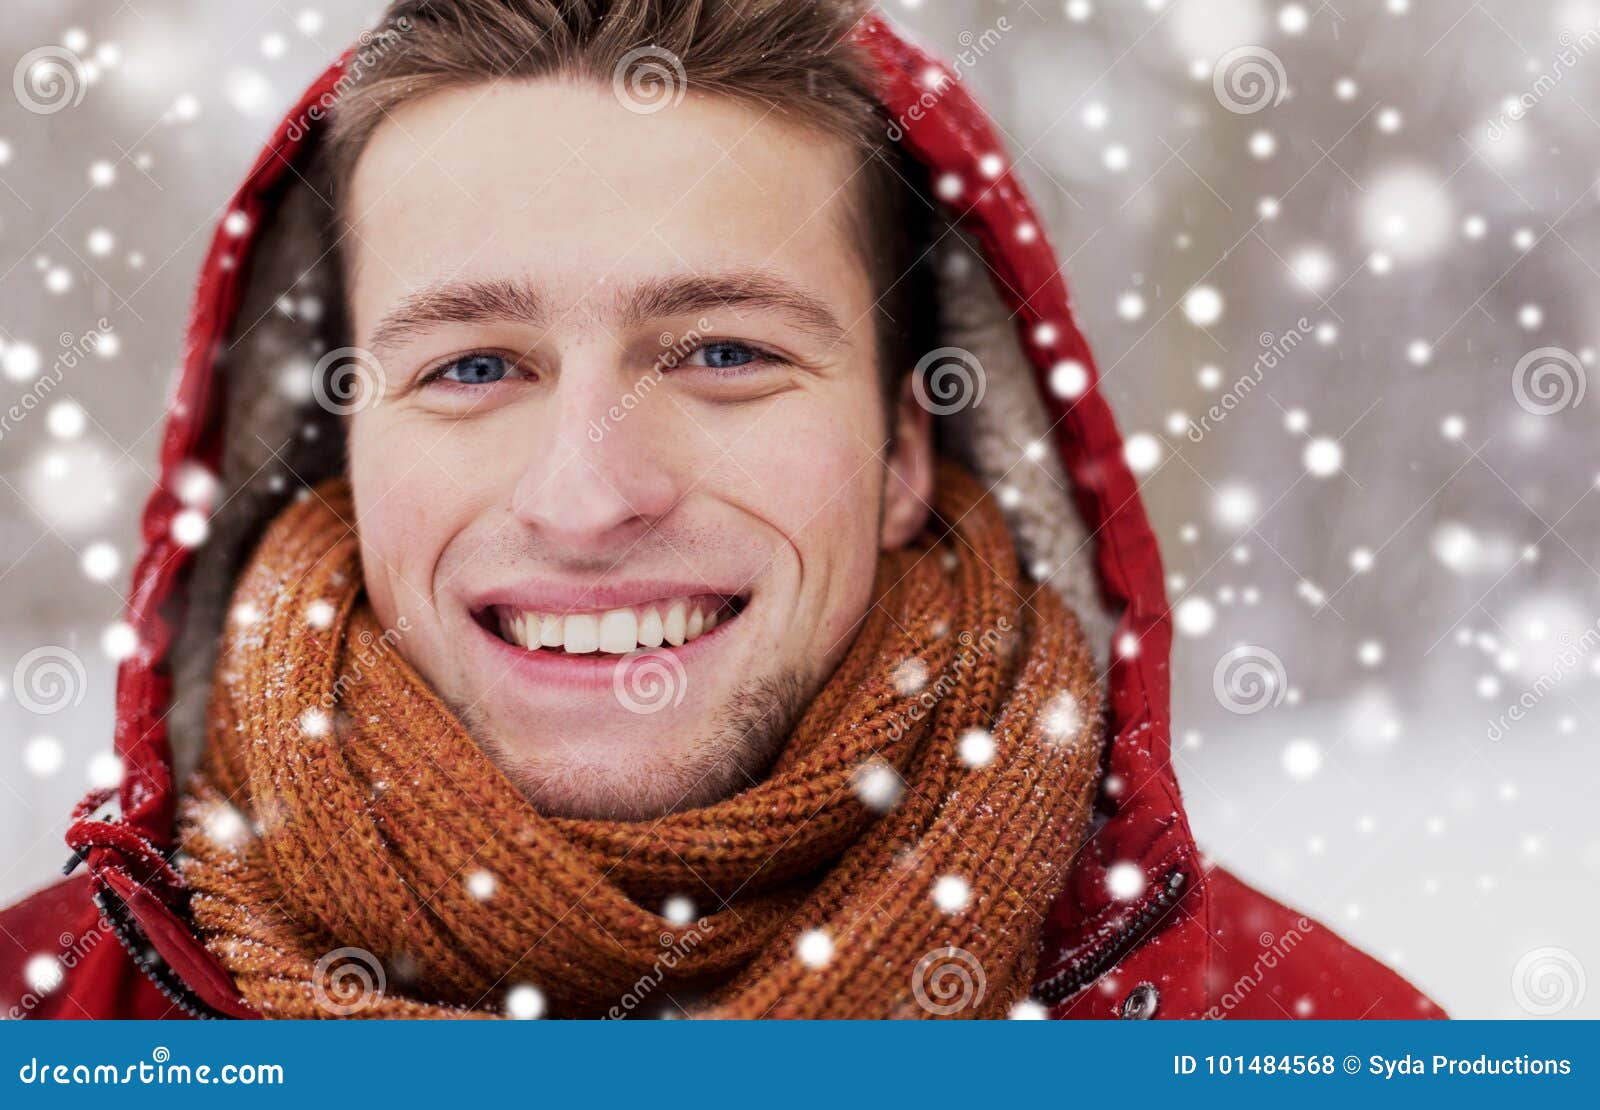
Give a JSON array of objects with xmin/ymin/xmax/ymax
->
[
  {"xmin": 1041, "ymin": 693, "xmax": 1082, "ymax": 743},
  {"xmin": 1282, "ymin": 738, "xmax": 1323, "ymax": 781},
  {"xmin": 170, "ymin": 507, "xmax": 209, "ymax": 547},
  {"xmin": 466, "ymin": 869, "xmax": 497, "ymax": 900},
  {"xmin": 795, "ymin": 929, "xmax": 834, "ymax": 969},
  {"xmin": 661, "ymin": 895, "xmax": 695, "ymax": 926},
  {"xmin": 932, "ymin": 874, "xmax": 971, "ymax": 913},
  {"xmin": 851, "ymin": 758, "xmax": 903, "ymax": 812},
  {"xmin": 1106, "ymin": 861, "xmax": 1146, "ymax": 902},
  {"xmin": 891, "ymin": 658, "xmax": 928, "ymax": 696},
  {"xmin": 957, "ymin": 727, "xmax": 996, "ymax": 768},
  {"xmin": 505, "ymin": 984, "xmax": 545, "ymax": 1020},
  {"xmin": 24, "ymin": 954, "xmax": 63, "ymax": 995}
]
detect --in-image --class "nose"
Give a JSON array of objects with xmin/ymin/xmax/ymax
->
[{"xmin": 510, "ymin": 360, "xmax": 680, "ymax": 552}]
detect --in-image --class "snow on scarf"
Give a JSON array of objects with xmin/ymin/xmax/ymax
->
[{"xmin": 176, "ymin": 459, "xmax": 1103, "ymax": 1018}]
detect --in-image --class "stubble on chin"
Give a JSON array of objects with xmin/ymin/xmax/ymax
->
[{"xmin": 452, "ymin": 671, "xmax": 818, "ymax": 821}]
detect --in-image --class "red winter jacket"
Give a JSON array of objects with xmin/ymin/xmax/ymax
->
[{"xmin": 0, "ymin": 13, "xmax": 1443, "ymax": 1022}]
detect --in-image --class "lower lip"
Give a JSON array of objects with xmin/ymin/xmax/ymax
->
[{"xmin": 470, "ymin": 612, "xmax": 739, "ymax": 692}]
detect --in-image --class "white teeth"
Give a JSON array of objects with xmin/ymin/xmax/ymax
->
[
  {"xmin": 663, "ymin": 601, "xmax": 687, "ymax": 647},
  {"xmin": 638, "ymin": 607, "xmax": 664, "ymax": 648},
  {"xmin": 540, "ymin": 614, "xmax": 563, "ymax": 648},
  {"xmin": 497, "ymin": 598, "xmax": 731, "ymax": 654},
  {"xmin": 562, "ymin": 613, "xmax": 599, "ymax": 654},
  {"xmin": 598, "ymin": 609, "xmax": 638, "ymax": 653}
]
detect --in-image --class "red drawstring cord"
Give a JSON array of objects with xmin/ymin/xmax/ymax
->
[{"xmin": 63, "ymin": 786, "xmax": 187, "ymax": 900}]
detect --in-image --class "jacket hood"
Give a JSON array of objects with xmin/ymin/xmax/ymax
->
[{"xmin": 67, "ymin": 11, "xmax": 1203, "ymax": 1015}]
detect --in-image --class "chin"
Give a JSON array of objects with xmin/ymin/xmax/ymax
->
[
  {"xmin": 469, "ymin": 716, "xmax": 757, "ymax": 820},
  {"xmin": 453, "ymin": 670, "xmax": 816, "ymax": 821}
]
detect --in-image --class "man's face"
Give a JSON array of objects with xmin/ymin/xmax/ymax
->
[{"xmin": 343, "ymin": 80, "xmax": 932, "ymax": 819}]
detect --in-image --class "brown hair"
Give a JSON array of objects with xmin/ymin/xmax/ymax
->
[{"xmin": 324, "ymin": 0, "xmax": 937, "ymax": 394}]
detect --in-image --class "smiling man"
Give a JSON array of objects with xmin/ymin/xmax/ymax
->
[
  {"xmin": 337, "ymin": 75, "xmax": 934, "ymax": 819},
  {"xmin": 0, "ymin": 0, "xmax": 1444, "ymax": 1023}
]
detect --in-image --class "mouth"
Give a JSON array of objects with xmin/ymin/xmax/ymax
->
[{"xmin": 474, "ymin": 593, "xmax": 747, "ymax": 657}]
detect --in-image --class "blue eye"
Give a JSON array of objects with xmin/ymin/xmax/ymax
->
[
  {"xmin": 689, "ymin": 342, "xmax": 760, "ymax": 370},
  {"xmin": 437, "ymin": 353, "xmax": 510, "ymax": 384}
]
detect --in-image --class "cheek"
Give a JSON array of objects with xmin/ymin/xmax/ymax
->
[
  {"xmin": 347, "ymin": 414, "xmax": 472, "ymax": 626},
  {"xmin": 721, "ymin": 399, "xmax": 884, "ymax": 639}
]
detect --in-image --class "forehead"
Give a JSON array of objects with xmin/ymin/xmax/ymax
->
[{"xmin": 343, "ymin": 79, "xmax": 872, "ymax": 328}]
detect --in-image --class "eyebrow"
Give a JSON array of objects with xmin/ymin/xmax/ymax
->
[{"xmin": 366, "ymin": 270, "xmax": 847, "ymax": 354}]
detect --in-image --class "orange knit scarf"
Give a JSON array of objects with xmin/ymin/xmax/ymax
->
[{"xmin": 177, "ymin": 461, "xmax": 1103, "ymax": 1019}]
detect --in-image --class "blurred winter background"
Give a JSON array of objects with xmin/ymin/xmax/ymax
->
[{"xmin": 2, "ymin": 0, "xmax": 1597, "ymax": 1018}]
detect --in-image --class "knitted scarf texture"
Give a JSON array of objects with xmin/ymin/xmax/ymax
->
[{"xmin": 177, "ymin": 461, "xmax": 1103, "ymax": 1019}]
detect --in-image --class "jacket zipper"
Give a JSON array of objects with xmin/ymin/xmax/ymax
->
[
  {"xmin": 1035, "ymin": 867, "xmax": 1186, "ymax": 1005},
  {"xmin": 92, "ymin": 887, "xmax": 230, "ymax": 1020}
]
